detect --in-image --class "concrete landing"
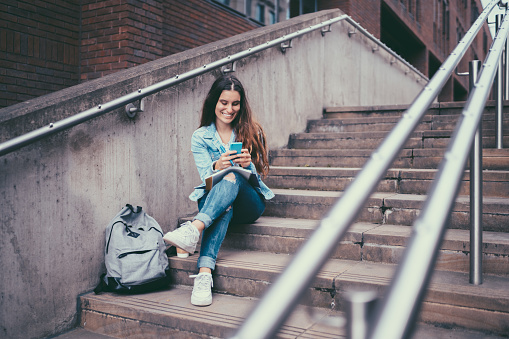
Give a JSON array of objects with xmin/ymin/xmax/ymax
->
[
  {"xmin": 80, "ymin": 286, "xmax": 342, "ymax": 338},
  {"xmin": 77, "ymin": 286, "xmax": 508, "ymax": 339}
]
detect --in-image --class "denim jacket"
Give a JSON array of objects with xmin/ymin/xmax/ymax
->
[{"xmin": 189, "ymin": 122, "xmax": 275, "ymax": 202}]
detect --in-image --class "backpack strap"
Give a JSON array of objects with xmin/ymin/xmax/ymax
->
[
  {"xmin": 126, "ymin": 204, "xmax": 142, "ymax": 213},
  {"xmin": 93, "ymin": 274, "xmax": 108, "ymax": 294}
]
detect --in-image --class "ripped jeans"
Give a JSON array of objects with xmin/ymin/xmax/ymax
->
[{"xmin": 194, "ymin": 172, "xmax": 266, "ymax": 270}]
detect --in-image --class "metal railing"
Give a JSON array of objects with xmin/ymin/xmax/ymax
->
[
  {"xmin": 0, "ymin": 14, "xmax": 424, "ymax": 157},
  {"xmin": 232, "ymin": 1, "xmax": 506, "ymax": 338}
]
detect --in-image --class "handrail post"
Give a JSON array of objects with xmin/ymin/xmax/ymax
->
[
  {"xmin": 496, "ymin": 14, "xmax": 505, "ymax": 149},
  {"xmin": 345, "ymin": 290, "xmax": 378, "ymax": 339},
  {"xmin": 505, "ymin": 26, "xmax": 509, "ymax": 100},
  {"xmin": 469, "ymin": 60, "xmax": 483, "ymax": 285}
]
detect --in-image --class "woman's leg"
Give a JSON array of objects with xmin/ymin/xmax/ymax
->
[
  {"xmin": 164, "ymin": 173, "xmax": 265, "ymax": 306},
  {"xmin": 163, "ymin": 172, "xmax": 240, "ymax": 258},
  {"xmin": 190, "ymin": 173, "xmax": 246, "ymax": 307},
  {"xmin": 197, "ymin": 173, "xmax": 265, "ymax": 271}
]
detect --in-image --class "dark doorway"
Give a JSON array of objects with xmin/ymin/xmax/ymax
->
[{"xmin": 381, "ymin": 3, "xmax": 426, "ymax": 75}]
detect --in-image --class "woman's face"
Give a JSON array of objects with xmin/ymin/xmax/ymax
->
[{"xmin": 215, "ymin": 90, "xmax": 241, "ymax": 128}]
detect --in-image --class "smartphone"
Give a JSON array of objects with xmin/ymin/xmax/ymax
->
[{"xmin": 229, "ymin": 142, "xmax": 243, "ymax": 157}]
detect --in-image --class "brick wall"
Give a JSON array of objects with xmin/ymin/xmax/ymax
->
[
  {"xmin": 163, "ymin": 0, "xmax": 259, "ymax": 55},
  {"xmin": 0, "ymin": 0, "xmax": 81, "ymax": 108},
  {"xmin": 81, "ymin": 0, "xmax": 164, "ymax": 82},
  {"xmin": 319, "ymin": 1, "xmax": 351, "ymax": 16},
  {"xmin": 0, "ymin": 0, "xmax": 259, "ymax": 109},
  {"xmin": 80, "ymin": 0, "xmax": 259, "ymax": 82}
]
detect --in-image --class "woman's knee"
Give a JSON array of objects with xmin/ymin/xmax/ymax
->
[{"xmin": 224, "ymin": 172, "xmax": 237, "ymax": 183}]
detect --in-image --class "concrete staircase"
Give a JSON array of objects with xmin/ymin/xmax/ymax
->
[{"xmin": 78, "ymin": 103, "xmax": 509, "ymax": 338}]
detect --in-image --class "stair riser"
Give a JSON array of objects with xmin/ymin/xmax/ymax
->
[
  {"xmin": 264, "ymin": 197, "xmax": 509, "ymax": 232},
  {"xmin": 269, "ymin": 154, "xmax": 508, "ymax": 170},
  {"xmin": 265, "ymin": 175, "xmax": 509, "ymax": 197},
  {"xmin": 324, "ymin": 106, "xmax": 509, "ymax": 118},
  {"xmin": 221, "ymin": 233, "xmax": 509, "ymax": 275},
  {"xmin": 306, "ymin": 122, "xmax": 431, "ymax": 133},
  {"xmin": 264, "ymin": 198, "xmax": 383, "ymax": 224},
  {"xmin": 169, "ymin": 264, "xmax": 340, "ymax": 310},
  {"xmin": 306, "ymin": 117, "xmax": 509, "ymax": 134},
  {"xmin": 289, "ymin": 137, "xmax": 421, "ymax": 150},
  {"xmin": 419, "ymin": 302, "xmax": 509, "ymax": 335},
  {"xmin": 270, "ymin": 155, "xmax": 413, "ymax": 168},
  {"xmin": 289, "ymin": 136, "xmax": 509, "ymax": 150},
  {"xmin": 432, "ymin": 120, "xmax": 509, "ymax": 131},
  {"xmin": 222, "ymin": 233, "xmax": 362, "ymax": 261},
  {"xmin": 265, "ymin": 175, "xmax": 396, "ymax": 193},
  {"xmin": 81, "ymin": 310, "xmax": 211, "ymax": 339},
  {"xmin": 422, "ymin": 136, "xmax": 509, "ymax": 149}
]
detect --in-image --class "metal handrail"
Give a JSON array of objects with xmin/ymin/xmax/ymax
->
[
  {"xmin": 368, "ymin": 6, "xmax": 509, "ymax": 338},
  {"xmin": 0, "ymin": 13, "xmax": 424, "ymax": 157},
  {"xmin": 232, "ymin": 1, "xmax": 501, "ymax": 338}
]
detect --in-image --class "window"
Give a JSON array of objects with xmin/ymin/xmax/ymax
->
[
  {"xmin": 212, "ymin": 0, "xmax": 290, "ymax": 25},
  {"xmin": 269, "ymin": 10, "xmax": 276, "ymax": 24},
  {"xmin": 289, "ymin": 0, "xmax": 317, "ymax": 17},
  {"xmin": 471, "ymin": 0, "xmax": 479, "ymax": 25},
  {"xmin": 415, "ymin": 0, "xmax": 420, "ymax": 22},
  {"xmin": 256, "ymin": 4, "xmax": 265, "ymax": 23},
  {"xmin": 483, "ymin": 31, "xmax": 488, "ymax": 55},
  {"xmin": 456, "ymin": 19, "xmax": 464, "ymax": 44}
]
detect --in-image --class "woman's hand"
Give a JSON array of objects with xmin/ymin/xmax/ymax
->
[
  {"xmin": 234, "ymin": 149, "xmax": 251, "ymax": 168},
  {"xmin": 215, "ymin": 150, "xmax": 237, "ymax": 171}
]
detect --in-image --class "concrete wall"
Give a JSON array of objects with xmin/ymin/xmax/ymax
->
[{"xmin": 0, "ymin": 10, "xmax": 426, "ymax": 339}]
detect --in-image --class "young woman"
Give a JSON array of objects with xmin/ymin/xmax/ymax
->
[{"xmin": 163, "ymin": 75, "xmax": 274, "ymax": 306}]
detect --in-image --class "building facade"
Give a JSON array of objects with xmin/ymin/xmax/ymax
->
[
  {"xmin": 0, "ymin": 0, "xmax": 492, "ymax": 108},
  {"xmin": 316, "ymin": 0, "xmax": 490, "ymax": 101}
]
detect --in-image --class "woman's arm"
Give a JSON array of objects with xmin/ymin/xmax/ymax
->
[{"xmin": 191, "ymin": 132, "xmax": 217, "ymax": 182}]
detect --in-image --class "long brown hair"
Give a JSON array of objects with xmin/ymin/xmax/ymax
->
[{"xmin": 200, "ymin": 75, "xmax": 269, "ymax": 176}]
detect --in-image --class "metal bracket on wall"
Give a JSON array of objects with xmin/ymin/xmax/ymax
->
[
  {"xmin": 321, "ymin": 24, "xmax": 331, "ymax": 36},
  {"xmin": 455, "ymin": 66, "xmax": 469, "ymax": 77},
  {"xmin": 348, "ymin": 27, "xmax": 357, "ymax": 37},
  {"xmin": 280, "ymin": 39, "xmax": 293, "ymax": 53},
  {"xmin": 125, "ymin": 95, "xmax": 145, "ymax": 119},
  {"xmin": 221, "ymin": 59, "xmax": 237, "ymax": 74}
]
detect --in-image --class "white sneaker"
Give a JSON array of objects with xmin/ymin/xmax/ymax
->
[
  {"xmin": 190, "ymin": 272, "xmax": 213, "ymax": 306},
  {"xmin": 163, "ymin": 221, "xmax": 199, "ymax": 255}
]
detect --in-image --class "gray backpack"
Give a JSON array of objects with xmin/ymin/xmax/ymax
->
[{"xmin": 94, "ymin": 204, "xmax": 171, "ymax": 294}]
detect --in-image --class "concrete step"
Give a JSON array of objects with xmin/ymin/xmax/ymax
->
[
  {"xmin": 78, "ymin": 284, "xmax": 508, "ymax": 339},
  {"xmin": 161, "ymin": 250, "xmax": 509, "ymax": 334},
  {"xmin": 323, "ymin": 101, "xmax": 509, "ymax": 118},
  {"xmin": 80, "ymin": 286, "xmax": 343, "ymax": 338},
  {"xmin": 288, "ymin": 131, "xmax": 509, "ymax": 149},
  {"xmin": 264, "ymin": 166, "xmax": 509, "ymax": 197},
  {"xmin": 218, "ymin": 216, "xmax": 509, "ymax": 276},
  {"xmin": 306, "ymin": 116, "xmax": 432, "ymax": 133},
  {"xmin": 269, "ymin": 148, "xmax": 509, "ymax": 170},
  {"xmin": 309, "ymin": 113, "xmax": 509, "ymax": 134},
  {"xmin": 429, "ymin": 114, "xmax": 509, "ymax": 131},
  {"xmin": 324, "ymin": 104, "xmax": 424, "ymax": 118},
  {"xmin": 264, "ymin": 189, "xmax": 509, "ymax": 232}
]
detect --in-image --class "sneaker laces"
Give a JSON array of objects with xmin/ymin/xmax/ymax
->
[
  {"xmin": 181, "ymin": 222, "xmax": 199, "ymax": 239},
  {"xmin": 190, "ymin": 273, "xmax": 213, "ymax": 290}
]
